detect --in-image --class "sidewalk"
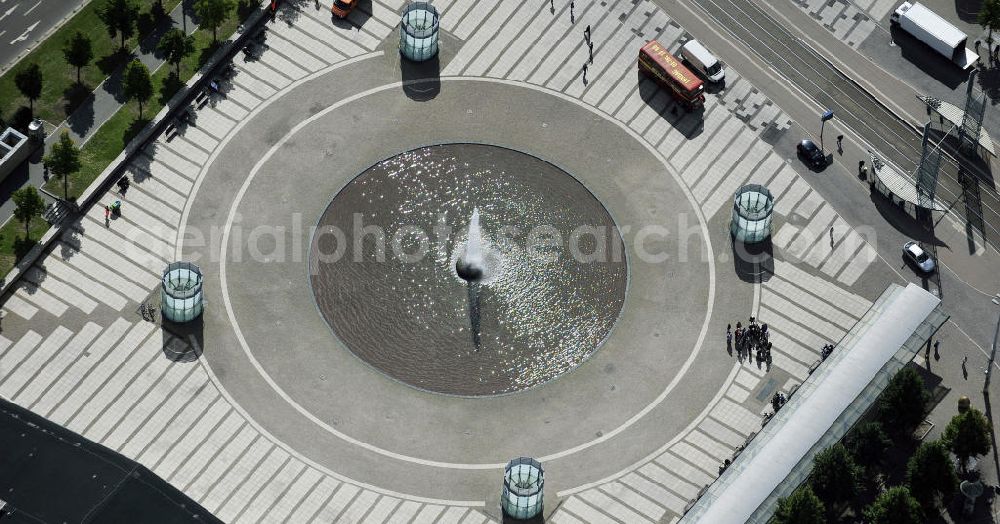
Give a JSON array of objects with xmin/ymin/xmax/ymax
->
[{"xmin": 0, "ymin": 1, "xmax": 198, "ymax": 223}]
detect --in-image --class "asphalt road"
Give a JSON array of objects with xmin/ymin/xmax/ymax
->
[
  {"xmin": 681, "ymin": 0, "xmax": 1000, "ymax": 253},
  {"xmin": 0, "ymin": 0, "xmax": 87, "ymax": 72}
]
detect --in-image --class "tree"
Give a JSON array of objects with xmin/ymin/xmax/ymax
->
[
  {"xmin": 845, "ymin": 421, "xmax": 892, "ymax": 466},
  {"xmin": 44, "ymin": 131, "xmax": 82, "ymax": 201},
  {"xmin": 157, "ymin": 28, "xmax": 195, "ymax": 76},
  {"xmin": 879, "ymin": 367, "xmax": 928, "ymax": 433},
  {"xmin": 942, "ymin": 407, "xmax": 992, "ymax": 473},
  {"xmin": 98, "ymin": 0, "xmax": 140, "ymax": 51},
  {"xmin": 863, "ymin": 486, "xmax": 924, "ymax": 524},
  {"xmin": 774, "ymin": 485, "xmax": 826, "ymax": 524},
  {"xmin": 11, "ymin": 186, "xmax": 46, "ymax": 238},
  {"xmin": 979, "ymin": 0, "xmax": 1000, "ymax": 45},
  {"xmin": 123, "ymin": 59, "xmax": 153, "ymax": 119},
  {"xmin": 810, "ymin": 443, "xmax": 862, "ymax": 508},
  {"xmin": 906, "ymin": 440, "xmax": 958, "ymax": 505},
  {"xmin": 14, "ymin": 63, "xmax": 43, "ymax": 114},
  {"xmin": 63, "ymin": 32, "xmax": 94, "ymax": 84},
  {"xmin": 194, "ymin": 0, "xmax": 235, "ymax": 42}
]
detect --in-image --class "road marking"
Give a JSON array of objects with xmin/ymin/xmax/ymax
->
[
  {"xmin": 10, "ymin": 21, "xmax": 39, "ymax": 44},
  {"xmin": 0, "ymin": 5, "xmax": 16, "ymax": 22},
  {"xmin": 23, "ymin": 1, "xmax": 41, "ymax": 16}
]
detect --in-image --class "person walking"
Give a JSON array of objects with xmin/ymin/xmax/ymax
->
[
  {"xmin": 582, "ymin": 63, "xmax": 588, "ymax": 84},
  {"xmin": 588, "ymin": 40, "xmax": 594, "ymax": 63},
  {"xmin": 584, "ymin": 24, "xmax": 591, "ymax": 42},
  {"xmin": 570, "ymin": 0, "xmax": 575, "ymax": 21},
  {"xmin": 836, "ymin": 134, "xmax": 843, "ymax": 153}
]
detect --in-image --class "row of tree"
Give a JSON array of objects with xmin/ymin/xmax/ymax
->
[
  {"xmin": 773, "ymin": 368, "xmax": 993, "ymax": 523},
  {"xmin": 13, "ymin": 0, "xmax": 227, "ymax": 118}
]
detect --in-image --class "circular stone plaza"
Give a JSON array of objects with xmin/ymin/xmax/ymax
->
[{"xmin": 3, "ymin": 1, "xmax": 957, "ymax": 523}]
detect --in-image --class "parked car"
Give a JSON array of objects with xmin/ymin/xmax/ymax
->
[
  {"xmin": 902, "ymin": 241, "xmax": 936, "ymax": 273},
  {"xmin": 332, "ymin": 0, "xmax": 358, "ymax": 18},
  {"xmin": 796, "ymin": 139, "xmax": 825, "ymax": 169}
]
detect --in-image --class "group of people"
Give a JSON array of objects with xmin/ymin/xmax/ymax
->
[
  {"xmin": 727, "ymin": 316, "xmax": 772, "ymax": 367},
  {"xmin": 820, "ymin": 343, "xmax": 835, "ymax": 360},
  {"xmin": 770, "ymin": 391, "xmax": 787, "ymax": 412}
]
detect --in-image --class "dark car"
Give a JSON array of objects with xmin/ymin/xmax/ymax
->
[{"xmin": 797, "ymin": 139, "xmax": 825, "ymax": 169}]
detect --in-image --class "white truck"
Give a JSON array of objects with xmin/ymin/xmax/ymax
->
[{"xmin": 890, "ymin": 2, "xmax": 978, "ymax": 70}]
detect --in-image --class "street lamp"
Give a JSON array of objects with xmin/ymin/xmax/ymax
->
[{"xmin": 820, "ymin": 109, "xmax": 834, "ymax": 152}]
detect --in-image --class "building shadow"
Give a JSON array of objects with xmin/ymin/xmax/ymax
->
[
  {"xmin": 732, "ymin": 236, "xmax": 774, "ymax": 283},
  {"xmin": 401, "ymin": 55, "xmax": 441, "ymax": 101},
  {"xmin": 161, "ymin": 316, "xmax": 204, "ymax": 363},
  {"xmin": 868, "ymin": 185, "xmax": 943, "ymax": 245},
  {"xmin": 890, "ymin": 25, "xmax": 969, "ymax": 89},
  {"xmin": 347, "ymin": 0, "xmax": 374, "ymax": 29},
  {"xmin": 955, "ymin": 0, "xmax": 984, "ymax": 23},
  {"xmin": 502, "ymin": 513, "xmax": 544, "ymax": 523}
]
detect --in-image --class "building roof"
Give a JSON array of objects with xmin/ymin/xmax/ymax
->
[
  {"xmin": 0, "ymin": 396, "xmax": 220, "ymax": 523},
  {"xmin": 869, "ymin": 150, "xmax": 947, "ymax": 211},
  {"xmin": 680, "ymin": 283, "xmax": 947, "ymax": 523},
  {"xmin": 918, "ymin": 95, "xmax": 996, "ymax": 156}
]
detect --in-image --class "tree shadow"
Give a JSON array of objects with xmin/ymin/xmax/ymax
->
[
  {"xmin": 59, "ymin": 225, "xmax": 81, "ymax": 261},
  {"xmin": 13, "ymin": 236, "xmax": 37, "ymax": 260},
  {"xmin": 96, "ymin": 48, "xmax": 133, "ymax": 77},
  {"xmin": 64, "ymin": 84, "xmax": 95, "ymax": 137},
  {"xmin": 10, "ymin": 106, "xmax": 34, "ymax": 134},
  {"xmin": 276, "ymin": 0, "xmax": 309, "ymax": 26},
  {"xmin": 237, "ymin": 0, "xmax": 257, "ymax": 22},
  {"xmin": 62, "ymin": 82, "xmax": 92, "ymax": 115},
  {"xmin": 199, "ymin": 41, "xmax": 224, "ymax": 68},
  {"xmin": 158, "ymin": 72, "xmax": 185, "ymax": 106},
  {"xmin": 124, "ymin": 117, "xmax": 152, "ymax": 145}
]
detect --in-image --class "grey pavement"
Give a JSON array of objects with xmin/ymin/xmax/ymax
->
[
  {"xmin": 0, "ymin": 0, "xmax": 87, "ymax": 72},
  {"xmin": 0, "ymin": 0, "xmax": 996, "ymax": 523}
]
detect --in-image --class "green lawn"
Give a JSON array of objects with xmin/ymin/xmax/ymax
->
[
  {"xmin": 9, "ymin": 3, "xmax": 245, "ymax": 278},
  {"xmin": 43, "ymin": 7, "xmax": 242, "ymax": 201},
  {"xmin": 0, "ymin": 0, "xmax": 181, "ymax": 126},
  {"xmin": 0, "ymin": 215, "xmax": 53, "ymax": 277}
]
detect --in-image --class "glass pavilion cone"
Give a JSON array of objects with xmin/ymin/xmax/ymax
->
[
  {"xmin": 502, "ymin": 457, "xmax": 544, "ymax": 520},
  {"xmin": 161, "ymin": 262, "xmax": 204, "ymax": 323},
  {"xmin": 399, "ymin": 2, "xmax": 439, "ymax": 62},
  {"xmin": 730, "ymin": 184, "xmax": 774, "ymax": 243}
]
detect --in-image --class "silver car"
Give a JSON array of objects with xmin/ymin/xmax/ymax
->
[{"xmin": 903, "ymin": 241, "xmax": 935, "ymax": 273}]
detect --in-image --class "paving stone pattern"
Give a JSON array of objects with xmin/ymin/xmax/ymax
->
[{"xmin": 0, "ymin": 0, "xmax": 884, "ymax": 522}]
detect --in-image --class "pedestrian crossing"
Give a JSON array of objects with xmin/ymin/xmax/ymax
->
[
  {"xmin": 788, "ymin": 0, "xmax": 890, "ymax": 49},
  {"xmin": 0, "ymin": 0, "xmax": 896, "ymax": 522}
]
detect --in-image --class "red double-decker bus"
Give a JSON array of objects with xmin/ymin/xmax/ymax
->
[{"xmin": 638, "ymin": 40, "xmax": 705, "ymax": 111}]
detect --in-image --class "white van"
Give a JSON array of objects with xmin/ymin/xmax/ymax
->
[{"xmin": 680, "ymin": 39, "xmax": 724, "ymax": 83}]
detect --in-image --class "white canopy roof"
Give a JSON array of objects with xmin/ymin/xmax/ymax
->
[{"xmin": 681, "ymin": 283, "xmax": 945, "ymax": 523}]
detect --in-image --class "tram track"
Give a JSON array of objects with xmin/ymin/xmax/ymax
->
[{"xmin": 685, "ymin": 0, "xmax": 1000, "ymax": 248}]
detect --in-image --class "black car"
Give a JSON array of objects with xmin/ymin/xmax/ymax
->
[{"xmin": 797, "ymin": 139, "xmax": 825, "ymax": 169}]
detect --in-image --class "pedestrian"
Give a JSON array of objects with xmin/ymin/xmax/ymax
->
[
  {"xmin": 570, "ymin": 0, "xmax": 574, "ymax": 21},
  {"xmin": 550, "ymin": 0, "xmax": 554, "ymax": 11},
  {"xmin": 836, "ymin": 134, "xmax": 843, "ymax": 154},
  {"xmin": 585, "ymin": 24, "xmax": 591, "ymax": 42},
  {"xmin": 726, "ymin": 330, "xmax": 732, "ymax": 352},
  {"xmin": 588, "ymin": 40, "xmax": 594, "ymax": 63},
  {"xmin": 582, "ymin": 63, "xmax": 587, "ymax": 84}
]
